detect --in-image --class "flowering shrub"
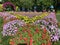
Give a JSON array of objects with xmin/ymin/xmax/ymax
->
[{"xmin": 3, "ymin": 2, "xmax": 16, "ymax": 11}]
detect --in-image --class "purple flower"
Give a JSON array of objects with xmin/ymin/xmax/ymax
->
[
  {"xmin": 2, "ymin": 20, "xmax": 25, "ymax": 36},
  {"xmin": 51, "ymin": 35, "xmax": 59, "ymax": 41}
]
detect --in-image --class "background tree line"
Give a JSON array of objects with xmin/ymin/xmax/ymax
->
[{"xmin": 1, "ymin": 0, "xmax": 60, "ymax": 11}]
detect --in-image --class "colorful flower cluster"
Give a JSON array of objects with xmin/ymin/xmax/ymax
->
[
  {"xmin": 9, "ymin": 24, "xmax": 51, "ymax": 45},
  {"xmin": 0, "ymin": 12, "xmax": 59, "ymax": 45},
  {"xmin": 2, "ymin": 20, "xmax": 25, "ymax": 36},
  {"xmin": 11, "ymin": 12, "xmax": 49, "ymax": 23},
  {"xmin": 3, "ymin": 2, "xmax": 16, "ymax": 11},
  {"xmin": 34, "ymin": 18, "xmax": 59, "ymax": 42}
]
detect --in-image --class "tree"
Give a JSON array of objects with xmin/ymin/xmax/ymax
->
[
  {"xmin": 2, "ymin": 0, "xmax": 55, "ymax": 11},
  {"xmin": 3, "ymin": 0, "xmax": 34, "ymax": 11},
  {"xmin": 37, "ymin": 0, "xmax": 54, "ymax": 9},
  {"xmin": 19, "ymin": 0, "xmax": 34, "ymax": 10}
]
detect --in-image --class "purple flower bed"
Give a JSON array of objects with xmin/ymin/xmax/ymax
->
[{"xmin": 2, "ymin": 20, "xmax": 25, "ymax": 36}]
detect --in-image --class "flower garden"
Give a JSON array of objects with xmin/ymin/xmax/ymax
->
[{"xmin": 0, "ymin": 12, "xmax": 60, "ymax": 45}]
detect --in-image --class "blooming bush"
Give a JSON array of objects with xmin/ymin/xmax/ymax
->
[{"xmin": 3, "ymin": 2, "xmax": 16, "ymax": 11}]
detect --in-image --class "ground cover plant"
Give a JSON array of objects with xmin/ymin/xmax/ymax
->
[{"xmin": 0, "ymin": 12, "xmax": 60, "ymax": 45}]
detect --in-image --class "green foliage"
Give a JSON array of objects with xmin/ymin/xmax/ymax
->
[
  {"xmin": 2, "ymin": 0, "xmax": 55, "ymax": 10},
  {"xmin": 3, "ymin": 0, "xmax": 34, "ymax": 9},
  {"xmin": 36, "ymin": 0, "xmax": 54, "ymax": 9},
  {"xmin": 0, "ymin": 4, "xmax": 3, "ymax": 12},
  {"xmin": 17, "ymin": 0, "xmax": 34, "ymax": 9},
  {"xmin": 5, "ymin": 5, "xmax": 14, "ymax": 11}
]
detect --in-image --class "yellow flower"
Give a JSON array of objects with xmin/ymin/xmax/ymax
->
[
  {"xmin": 10, "ymin": 39, "xmax": 13, "ymax": 41},
  {"xmin": 12, "ymin": 12, "xmax": 49, "ymax": 23}
]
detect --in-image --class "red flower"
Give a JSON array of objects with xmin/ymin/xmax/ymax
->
[
  {"xmin": 22, "ymin": 30, "xmax": 27, "ymax": 32},
  {"xmin": 23, "ymin": 38, "xmax": 28, "ymax": 41},
  {"xmin": 41, "ymin": 43, "xmax": 45, "ymax": 45},
  {"xmin": 47, "ymin": 41, "xmax": 51, "ymax": 45},
  {"xmin": 9, "ymin": 41, "xmax": 15, "ymax": 45},
  {"xmin": 28, "ymin": 33, "xmax": 32, "ymax": 37},
  {"xmin": 20, "ymin": 37, "xmax": 23, "ymax": 40},
  {"xmin": 30, "ymin": 37, "xmax": 33, "ymax": 45},
  {"xmin": 27, "ymin": 30, "xmax": 31, "ymax": 33},
  {"xmin": 35, "ymin": 28, "xmax": 39, "ymax": 33},
  {"xmin": 19, "ymin": 34, "xmax": 23, "ymax": 40},
  {"xmin": 43, "ymin": 28, "xmax": 47, "ymax": 33},
  {"xmin": 42, "ymin": 33, "xmax": 46, "ymax": 39}
]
